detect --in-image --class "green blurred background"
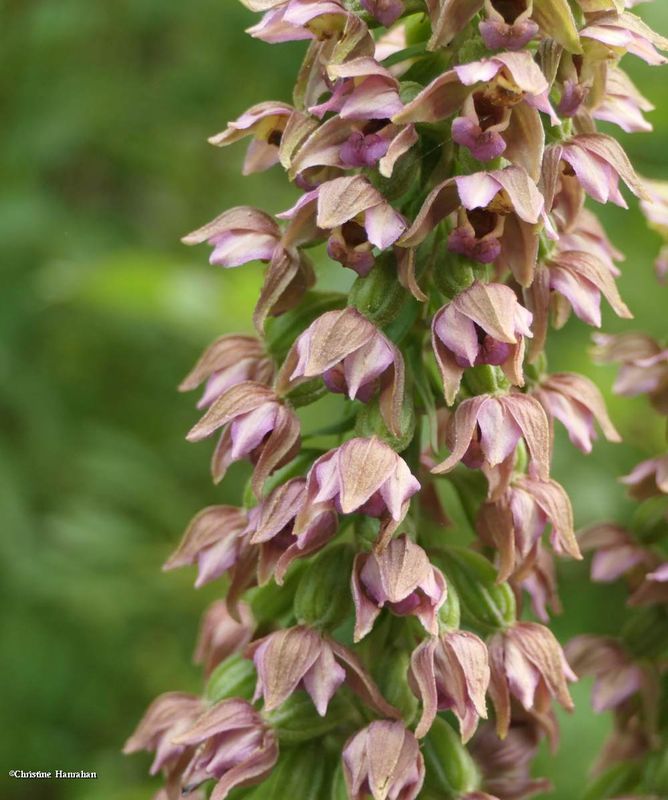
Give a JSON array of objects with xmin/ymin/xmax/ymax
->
[{"xmin": 1, "ymin": 2, "xmax": 667, "ymax": 798}]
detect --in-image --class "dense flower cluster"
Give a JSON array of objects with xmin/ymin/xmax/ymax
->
[{"xmin": 125, "ymin": 2, "xmax": 668, "ymax": 798}]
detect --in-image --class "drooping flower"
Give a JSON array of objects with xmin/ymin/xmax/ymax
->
[
  {"xmin": 123, "ymin": 692, "xmax": 203, "ymax": 780},
  {"xmin": 550, "ymin": 133, "xmax": 647, "ymax": 208},
  {"xmin": 179, "ymin": 334, "xmax": 274, "ymax": 410},
  {"xmin": 488, "ymin": 622, "xmax": 576, "ymax": 737},
  {"xmin": 517, "ymin": 545, "xmax": 563, "ymax": 623},
  {"xmin": 247, "ymin": 625, "xmax": 398, "ymax": 717},
  {"xmin": 351, "ymin": 536, "xmax": 447, "ymax": 640},
  {"xmin": 399, "ymin": 165, "xmax": 548, "ymax": 286},
  {"xmin": 409, "ymin": 630, "xmax": 489, "ymax": 741},
  {"xmin": 277, "ymin": 307, "xmax": 405, "ymax": 434},
  {"xmin": 476, "ymin": 477, "xmax": 580, "ymax": 581},
  {"xmin": 247, "ymin": 476, "xmax": 338, "ymax": 585},
  {"xmin": 479, "ymin": 0, "xmax": 539, "ymax": 50},
  {"xmin": 592, "ymin": 332, "xmax": 668, "ymax": 413},
  {"xmin": 171, "ymin": 699, "xmax": 279, "ymax": 800},
  {"xmin": 360, "ymin": 0, "xmax": 404, "ymax": 27},
  {"xmin": 163, "ymin": 505, "xmax": 250, "ymax": 589},
  {"xmin": 592, "ymin": 66, "xmax": 655, "ymax": 133},
  {"xmin": 182, "ymin": 206, "xmax": 315, "ymax": 329},
  {"xmin": 426, "ymin": 0, "xmax": 582, "ymax": 52},
  {"xmin": 469, "ymin": 715, "xmax": 552, "ymax": 800},
  {"xmin": 186, "ymin": 382, "xmax": 301, "ymax": 492},
  {"xmin": 432, "ymin": 281, "xmax": 533, "ymax": 404},
  {"xmin": 246, "ymin": 0, "xmax": 352, "ymax": 45},
  {"xmin": 578, "ymin": 523, "xmax": 653, "ymax": 584},
  {"xmin": 629, "ymin": 563, "xmax": 668, "ymax": 606},
  {"xmin": 342, "ymin": 721, "xmax": 425, "ymax": 800},
  {"xmin": 208, "ymin": 101, "xmax": 294, "ymax": 174},
  {"xmin": 639, "ymin": 177, "xmax": 668, "ymax": 279},
  {"xmin": 194, "ymin": 601, "xmax": 255, "ymax": 677},
  {"xmin": 532, "ymin": 372, "xmax": 621, "ymax": 454},
  {"xmin": 288, "ymin": 113, "xmax": 416, "ymax": 179},
  {"xmin": 621, "ymin": 455, "xmax": 668, "ymax": 499},
  {"xmin": 566, "ymin": 636, "xmax": 643, "ymax": 712},
  {"xmin": 278, "ymin": 175, "xmax": 406, "ymax": 275},
  {"xmin": 395, "ymin": 52, "xmax": 554, "ymax": 180},
  {"xmin": 296, "ymin": 436, "xmax": 420, "ymax": 547},
  {"xmin": 526, "ymin": 243, "xmax": 632, "ymax": 354},
  {"xmin": 581, "ymin": 10, "xmax": 668, "ymax": 66},
  {"xmin": 432, "ymin": 393, "xmax": 551, "ymax": 485}
]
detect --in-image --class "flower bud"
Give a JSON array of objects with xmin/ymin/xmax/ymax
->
[
  {"xmin": 243, "ymin": 742, "xmax": 328, "ymax": 800},
  {"xmin": 355, "ymin": 392, "xmax": 415, "ymax": 452},
  {"xmin": 342, "ymin": 721, "xmax": 425, "ymax": 800},
  {"xmin": 204, "ymin": 653, "xmax": 258, "ymax": 705},
  {"xmin": 265, "ymin": 692, "xmax": 354, "ymax": 745},
  {"xmin": 376, "ymin": 648, "xmax": 419, "ymax": 722},
  {"xmin": 421, "ymin": 716, "xmax": 480, "ymax": 796},
  {"xmin": 248, "ymin": 563, "xmax": 306, "ymax": 624},
  {"xmin": 348, "ymin": 252, "xmax": 411, "ymax": 328},
  {"xmin": 435, "ymin": 547, "xmax": 516, "ymax": 633},
  {"xmin": 294, "ymin": 544, "xmax": 356, "ymax": 630}
]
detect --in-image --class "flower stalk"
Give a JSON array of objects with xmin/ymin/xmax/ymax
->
[{"xmin": 125, "ymin": 2, "xmax": 668, "ymax": 798}]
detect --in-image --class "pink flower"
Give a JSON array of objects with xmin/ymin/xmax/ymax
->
[
  {"xmin": 581, "ymin": 10, "xmax": 668, "ymax": 66},
  {"xmin": 621, "ymin": 455, "xmax": 668, "ymax": 500},
  {"xmin": 342, "ymin": 721, "xmax": 425, "ymax": 800},
  {"xmin": 517, "ymin": 545, "xmax": 562, "ymax": 623},
  {"xmin": 395, "ymin": 51, "xmax": 553, "ymax": 180},
  {"xmin": 310, "ymin": 57, "xmax": 404, "ymax": 121},
  {"xmin": 278, "ymin": 175, "xmax": 406, "ymax": 276},
  {"xmin": 247, "ymin": 476, "xmax": 338, "ymax": 585},
  {"xmin": 578, "ymin": 523, "xmax": 653, "ymax": 583},
  {"xmin": 194, "ymin": 601, "xmax": 255, "ymax": 677},
  {"xmin": 629, "ymin": 563, "xmax": 668, "ymax": 606},
  {"xmin": 296, "ymin": 436, "xmax": 420, "ymax": 547},
  {"xmin": 247, "ymin": 625, "xmax": 398, "ymax": 717},
  {"xmin": 246, "ymin": 0, "xmax": 351, "ymax": 44},
  {"xmin": 409, "ymin": 630, "xmax": 489, "ymax": 741},
  {"xmin": 179, "ymin": 334, "xmax": 273, "ymax": 410},
  {"xmin": 488, "ymin": 622, "xmax": 576, "ymax": 738},
  {"xmin": 432, "ymin": 281, "xmax": 533, "ymax": 404},
  {"xmin": 186, "ymin": 382, "xmax": 301, "ymax": 492},
  {"xmin": 361, "ymin": 0, "xmax": 404, "ymax": 26},
  {"xmin": 172, "ymin": 699, "xmax": 278, "ymax": 800},
  {"xmin": 479, "ymin": 0, "xmax": 539, "ymax": 51},
  {"xmin": 553, "ymin": 133, "xmax": 646, "ymax": 208},
  {"xmin": 526, "ymin": 245, "xmax": 632, "ymax": 351},
  {"xmin": 288, "ymin": 115, "xmax": 417, "ymax": 179},
  {"xmin": 208, "ymin": 101, "xmax": 293, "ymax": 174},
  {"xmin": 351, "ymin": 536, "xmax": 447, "ymax": 640},
  {"xmin": 278, "ymin": 307, "xmax": 405, "ymax": 433},
  {"xmin": 533, "ymin": 372, "xmax": 621, "ymax": 454},
  {"xmin": 591, "ymin": 332, "xmax": 668, "ymax": 414},
  {"xmin": 183, "ymin": 206, "xmax": 281, "ymax": 268},
  {"xmin": 163, "ymin": 506, "xmax": 250, "ymax": 589},
  {"xmin": 433, "ymin": 393, "xmax": 551, "ymax": 483},
  {"xmin": 123, "ymin": 692, "xmax": 203, "ymax": 777},
  {"xmin": 469, "ymin": 715, "xmax": 552, "ymax": 800},
  {"xmin": 399, "ymin": 165, "xmax": 548, "ymax": 286},
  {"xmin": 476, "ymin": 477, "xmax": 580, "ymax": 581},
  {"xmin": 566, "ymin": 636, "xmax": 643, "ymax": 712},
  {"xmin": 182, "ymin": 206, "xmax": 315, "ymax": 330},
  {"xmin": 592, "ymin": 66, "xmax": 654, "ymax": 133}
]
